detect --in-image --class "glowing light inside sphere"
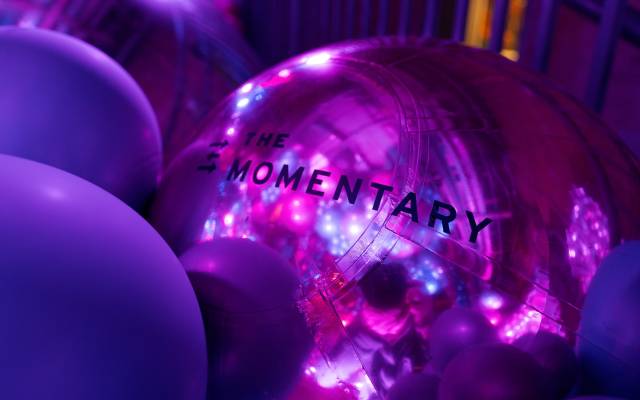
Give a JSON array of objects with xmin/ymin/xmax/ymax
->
[
  {"xmin": 239, "ymin": 82, "xmax": 254, "ymax": 93},
  {"xmin": 303, "ymin": 51, "xmax": 332, "ymax": 66},
  {"xmin": 236, "ymin": 97, "xmax": 250, "ymax": 108},
  {"xmin": 149, "ymin": 38, "xmax": 640, "ymax": 399}
]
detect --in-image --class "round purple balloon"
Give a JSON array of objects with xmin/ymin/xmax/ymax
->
[
  {"xmin": 0, "ymin": 27, "xmax": 161, "ymax": 211},
  {"xmin": 180, "ymin": 238, "xmax": 313, "ymax": 400},
  {"xmin": 0, "ymin": 1, "xmax": 260, "ymax": 163},
  {"xmin": 578, "ymin": 241, "xmax": 640, "ymax": 398},
  {"xmin": 386, "ymin": 372, "xmax": 439, "ymax": 400},
  {"xmin": 0, "ymin": 155, "xmax": 206, "ymax": 399},
  {"xmin": 359, "ymin": 262, "xmax": 409, "ymax": 310},
  {"xmin": 430, "ymin": 307, "xmax": 497, "ymax": 373},
  {"xmin": 439, "ymin": 343, "xmax": 548, "ymax": 400},
  {"xmin": 514, "ymin": 331, "xmax": 578, "ymax": 399}
]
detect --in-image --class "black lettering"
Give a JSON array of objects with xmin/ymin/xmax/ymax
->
[
  {"xmin": 428, "ymin": 200, "xmax": 457, "ymax": 234},
  {"xmin": 256, "ymin": 133, "xmax": 274, "ymax": 146},
  {"xmin": 391, "ymin": 192, "xmax": 419, "ymax": 222},
  {"xmin": 252, "ymin": 161, "xmax": 274, "ymax": 184},
  {"xmin": 306, "ymin": 169, "xmax": 331, "ymax": 196},
  {"xmin": 226, "ymin": 159, "xmax": 252, "ymax": 181},
  {"xmin": 466, "ymin": 211, "xmax": 492, "ymax": 243},
  {"xmin": 333, "ymin": 175, "xmax": 363, "ymax": 204},
  {"xmin": 275, "ymin": 164, "xmax": 304, "ymax": 190},
  {"xmin": 371, "ymin": 182, "xmax": 393, "ymax": 211},
  {"xmin": 274, "ymin": 133, "xmax": 289, "ymax": 148},
  {"xmin": 244, "ymin": 132, "xmax": 257, "ymax": 146}
]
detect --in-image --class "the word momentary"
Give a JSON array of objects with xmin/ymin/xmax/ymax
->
[{"xmin": 225, "ymin": 158, "xmax": 492, "ymax": 244}]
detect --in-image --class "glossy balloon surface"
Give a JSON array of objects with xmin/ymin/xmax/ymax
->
[
  {"xmin": 0, "ymin": 27, "xmax": 160, "ymax": 210},
  {"xmin": 0, "ymin": 155, "xmax": 206, "ymax": 400},
  {"xmin": 515, "ymin": 331, "xmax": 578, "ymax": 398},
  {"xmin": 181, "ymin": 238, "xmax": 313, "ymax": 400},
  {"xmin": 386, "ymin": 372, "xmax": 439, "ymax": 400},
  {"xmin": 578, "ymin": 241, "xmax": 640, "ymax": 399},
  {"xmin": 150, "ymin": 38, "xmax": 640, "ymax": 398},
  {"xmin": 0, "ymin": 0, "xmax": 259, "ymax": 161},
  {"xmin": 430, "ymin": 307, "xmax": 497, "ymax": 372},
  {"xmin": 439, "ymin": 343, "xmax": 548, "ymax": 400}
]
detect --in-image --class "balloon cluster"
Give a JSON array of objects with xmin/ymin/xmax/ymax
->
[
  {"xmin": 0, "ymin": 28, "xmax": 206, "ymax": 399},
  {"xmin": 147, "ymin": 36, "xmax": 640, "ymax": 399},
  {"xmin": 0, "ymin": 0, "xmax": 260, "ymax": 162},
  {"xmin": 0, "ymin": 24, "xmax": 640, "ymax": 400}
]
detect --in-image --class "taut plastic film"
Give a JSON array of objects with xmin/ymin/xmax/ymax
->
[{"xmin": 150, "ymin": 38, "xmax": 640, "ymax": 398}]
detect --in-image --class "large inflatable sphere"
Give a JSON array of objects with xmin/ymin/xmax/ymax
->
[
  {"xmin": 0, "ymin": 27, "xmax": 160, "ymax": 212},
  {"xmin": 150, "ymin": 38, "xmax": 640, "ymax": 398},
  {"xmin": 0, "ymin": 155, "xmax": 207, "ymax": 400}
]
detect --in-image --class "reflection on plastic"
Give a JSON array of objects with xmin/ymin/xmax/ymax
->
[{"xmin": 150, "ymin": 38, "xmax": 640, "ymax": 399}]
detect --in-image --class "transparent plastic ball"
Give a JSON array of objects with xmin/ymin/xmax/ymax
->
[
  {"xmin": 0, "ymin": 0, "xmax": 259, "ymax": 162},
  {"xmin": 150, "ymin": 37, "xmax": 640, "ymax": 399}
]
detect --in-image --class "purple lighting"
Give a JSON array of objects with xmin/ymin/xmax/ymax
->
[{"xmin": 147, "ymin": 38, "xmax": 640, "ymax": 398}]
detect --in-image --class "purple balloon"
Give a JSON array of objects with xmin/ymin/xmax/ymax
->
[
  {"xmin": 0, "ymin": 1, "xmax": 260, "ymax": 163},
  {"xmin": 359, "ymin": 262, "xmax": 409, "ymax": 310},
  {"xmin": 0, "ymin": 155, "xmax": 206, "ymax": 399},
  {"xmin": 180, "ymin": 238, "xmax": 313, "ymax": 400},
  {"xmin": 386, "ymin": 372, "xmax": 439, "ymax": 400},
  {"xmin": 514, "ymin": 331, "xmax": 578, "ymax": 399},
  {"xmin": 578, "ymin": 241, "xmax": 640, "ymax": 398},
  {"xmin": 430, "ymin": 307, "xmax": 497, "ymax": 373},
  {"xmin": 439, "ymin": 343, "xmax": 548, "ymax": 400},
  {"xmin": 0, "ymin": 28, "xmax": 161, "ymax": 211}
]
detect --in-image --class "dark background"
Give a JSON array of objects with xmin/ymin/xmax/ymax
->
[{"xmin": 226, "ymin": 0, "xmax": 640, "ymax": 157}]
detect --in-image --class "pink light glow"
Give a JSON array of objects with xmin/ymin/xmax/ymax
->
[
  {"xmin": 223, "ymin": 213, "xmax": 234, "ymax": 227},
  {"xmin": 499, "ymin": 306, "xmax": 542, "ymax": 343},
  {"xmin": 298, "ymin": 350, "xmax": 375, "ymax": 400},
  {"xmin": 236, "ymin": 97, "xmax": 249, "ymax": 108},
  {"xmin": 303, "ymin": 52, "xmax": 332, "ymax": 66},
  {"xmin": 239, "ymin": 82, "xmax": 253, "ymax": 93},
  {"xmin": 310, "ymin": 153, "xmax": 329, "ymax": 170},
  {"xmin": 566, "ymin": 187, "xmax": 609, "ymax": 293},
  {"xmin": 480, "ymin": 291, "xmax": 504, "ymax": 310}
]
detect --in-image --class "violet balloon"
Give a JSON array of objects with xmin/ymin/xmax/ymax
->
[
  {"xmin": 430, "ymin": 307, "xmax": 497, "ymax": 373},
  {"xmin": 386, "ymin": 372, "xmax": 439, "ymax": 400},
  {"xmin": 359, "ymin": 262, "xmax": 409, "ymax": 310},
  {"xmin": 514, "ymin": 331, "xmax": 578, "ymax": 399},
  {"xmin": 0, "ymin": 28, "xmax": 160, "ymax": 211},
  {"xmin": 0, "ymin": 0, "xmax": 260, "ymax": 162},
  {"xmin": 577, "ymin": 241, "xmax": 640, "ymax": 399},
  {"xmin": 439, "ymin": 343, "xmax": 548, "ymax": 400},
  {"xmin": 180, "ymin": 238, "xmax": 313, "ymax": 400},
  {"xmin": 0, "ymin": 155, "xmax": 206, "ymax": 400}
]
